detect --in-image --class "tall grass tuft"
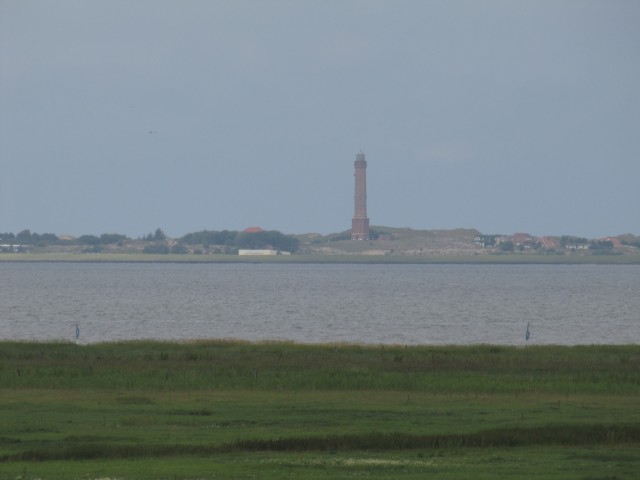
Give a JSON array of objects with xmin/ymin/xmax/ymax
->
[{"xmin": 5, "ymin": 425, "xmax": 639, "ymax": 462}]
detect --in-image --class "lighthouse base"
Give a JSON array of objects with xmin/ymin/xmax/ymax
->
[{"xmin": 351, "ymin": 217, "xmax": 370, "ymax": 240}]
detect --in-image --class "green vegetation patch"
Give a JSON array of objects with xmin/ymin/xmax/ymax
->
[
  {"xmin": 1, "ymin": 341, "xmax": 639, "ymax": 479},
  {"xmin": 2, "ymin": 341, "xmax": 639, "ymax": 393}
]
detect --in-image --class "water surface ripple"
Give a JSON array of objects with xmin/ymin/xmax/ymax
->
[{"xmin": 1, "ymin": 263, "xmax": 638, "ymax": 345}]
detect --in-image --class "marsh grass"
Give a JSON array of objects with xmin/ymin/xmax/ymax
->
[
  {"xmin": 2, "ymin": 341, "xmax": 639, "ymax": 393},
  {"xmin": 1, "ymin": 341, "xmax": 639, "ymax": 479},
  {"xmin": 5, "ymin": 425, "xmax": 640, "ymax": 462}
]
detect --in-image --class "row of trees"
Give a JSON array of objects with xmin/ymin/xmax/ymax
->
[
  {"xmin": 1, "ymin": 230, "xmax": 129, "ymax": 247},
  {"xmin": 619, "ymin": 235, "xmax": 640, "ymax": 249},
  {"xmin": 2, "ymin": 228, "xmax": 299, "ymax": 253},
  {"xmin": 1, "ymin": 230, "xmax": 59, "ymax": 246},
  {"xmin": 178, "ymin": 229, "xmax": 299, "ymax": 253},
  {"xmin": 180, "ymin": 230, "xmax": 237, "ymax": 246}
]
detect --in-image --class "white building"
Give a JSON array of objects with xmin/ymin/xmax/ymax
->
[{"xmin": 238, "ymin": 249, "xmax": 291, "ymax": 256}]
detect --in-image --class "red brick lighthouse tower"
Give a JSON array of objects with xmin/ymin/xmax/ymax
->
[{"xmin": 351, "ymin": 152, "xmax": 370, "ymax": 240}]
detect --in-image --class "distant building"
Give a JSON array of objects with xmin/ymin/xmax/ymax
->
[
  {"xmin": 474, "ymin": 235, "xmax": 498, "ymax": 247},
  {"xmin": 601, "ymin": 237, "xmax": 623, "ymax": 248},
  {"xmin": 0, "ymin": 244, "xmax": 23, "ymax": 252},
  {"xmin": 511, "ymin": 233, "xmax": 537, "ymax": 249},
  {"xmin": 537, "ymin": 236, "xmax": 559, "ymax": 249},
  {"xmin": 243, "ymin": 226, "xmax": 265, "ymax": 233},
  {"xmin": 351, "ymin": 152, "xmax": 370, "ymax": 240},
  {"xmin": 238, "ymin": 249, "xmax": 291, "ymax": 256}
]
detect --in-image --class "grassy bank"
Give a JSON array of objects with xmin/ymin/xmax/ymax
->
[{"xmin": 1, "ymin": 342, "xmax": 639, "ymax": 479}]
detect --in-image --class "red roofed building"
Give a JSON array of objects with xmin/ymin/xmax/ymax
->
[
  {"xmin": 537, "ymin": 236, "xmax": 559, "ymax": 249},
  {"xmin": 602, "ymin": 237, "xmax": 623, "ymax": 248},
  {"xmin": 243, "ymin": 226, "xmax": 265, "ymax": 233},
  {"xmin": 511, "ymin": 233, "xmax": 537, "ymax": 249}
]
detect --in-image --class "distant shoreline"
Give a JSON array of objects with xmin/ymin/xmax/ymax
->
[{"xmin": 2, "ymin": 252, "xmax": 640, "ymax": 265}]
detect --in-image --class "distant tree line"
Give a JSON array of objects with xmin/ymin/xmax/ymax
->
[
  {"xmin": 178, "ymin": 229, "xmax": 299, "ymax": 253},
  {"xmin": 620, "ymin": 235, "xmax": 640, "ymax": 249},
  {"xmin": 589, "ymin": 240, "xmax": 614, "ymax": 251},
  {"xmin": 1, "ymin": 230, "xmax": 61, "ymax": 246},
  {"xmin": 1, "ymin": 230, "xmax": 129, "ymax": 247},
  {"xmin": 77, "ymin": 233, "xmax": 128, "ymax": 245},
  {"xmin": 180, "ymin": 230, "xmax": 237, "ymax": 246},
  {"xmin": 141, "ymin": 228, "xmax": 167, "ymax": 242},
  {"xmin": 1, "ymin": 227, "xmax": 299, "ymax": 253}
]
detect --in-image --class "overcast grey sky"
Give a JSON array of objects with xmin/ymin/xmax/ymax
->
[{"xmin": 1, "ymin": 0, "xmax": 638, "ymax": 238}]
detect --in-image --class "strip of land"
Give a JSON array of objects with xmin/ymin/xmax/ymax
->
[
  {"xmin": 1, "ymin": 341, "xmax": 639, "ymax": 479},
  {"xmin": 2, "ymin": 252, "xmax": 640, "ymax": 264},
  {"xmin": 4, "ymin": 227, "xmax": 640, "ymax": 264}
]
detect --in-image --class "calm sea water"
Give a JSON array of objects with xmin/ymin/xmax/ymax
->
[{"xmin": 1, "ymin": 262, "xmax": 639, "ymax": 345}]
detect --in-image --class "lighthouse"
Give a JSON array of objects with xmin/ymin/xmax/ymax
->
[{"xmin": 351, "ymin": 152, "xmax": 370, "ymax": 240}]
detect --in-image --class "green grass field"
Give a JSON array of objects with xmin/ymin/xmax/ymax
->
[{"xmin": 1, "ymin": 341, "xmax": 639, "ymax": 479}]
